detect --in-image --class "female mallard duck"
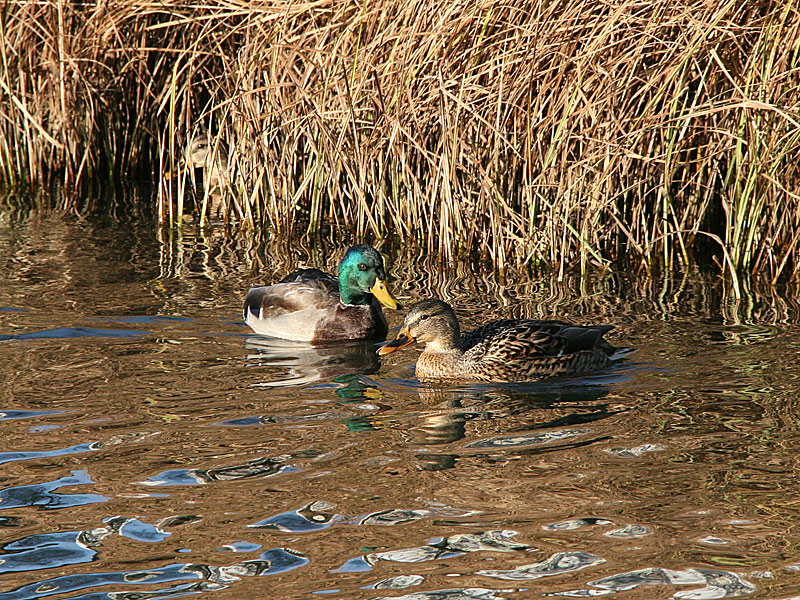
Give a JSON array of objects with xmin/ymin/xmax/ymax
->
[
  {"xmin": 378, "ymin": 298, "xmax": 633, "ymax": 382},
  {"xmin": 243, "ymin": 245, "xmax": 401, "ymax": 343},
  {"xmin": 167, "ymin": 133, "xmax": 230, "ymax": 192},
  {"xmin": 165, "ymin": 133, "xmax": 230, "ymax": 218}
]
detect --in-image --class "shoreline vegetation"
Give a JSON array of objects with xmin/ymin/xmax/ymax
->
[{"xmin": 1, "ymin": 1, "xmax": 799, "ymax": 284}]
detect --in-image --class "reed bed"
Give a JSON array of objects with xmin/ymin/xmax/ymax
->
[{"xmin": 1, "ymin": 0, "xmax": 799, "ymax": 284}]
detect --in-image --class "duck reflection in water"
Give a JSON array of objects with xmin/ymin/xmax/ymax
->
[
  {"xmin": 348, "ymin": 383, "xmax": 619, "ymax": 472},
  {"xmin": 244, "ymin": 337, "xmax": 380, "ymax": 387}
]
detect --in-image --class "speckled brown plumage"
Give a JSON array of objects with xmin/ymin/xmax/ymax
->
[{"xmin": 379, "ymin": 298, "xmax": 634, "ymax": 382}]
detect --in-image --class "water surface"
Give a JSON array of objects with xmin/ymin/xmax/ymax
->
[{"xmin": 1, "ymin": 200, "xmax": 800, "ymax": 600}]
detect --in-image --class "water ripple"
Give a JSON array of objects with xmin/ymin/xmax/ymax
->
[
  {"xmin": 553, "ymin": 567, "xmax": 755, "ymax": 598},
  {"xmin": 604, "ymin": 444, "xmax": 665, "ymax": 457},
  {"xmin": 0, "ymin": 442, "xmax": 100, "ymax": 465},
  {"xmin": 248, "ymin": 501, "xmax": 340, "ymax": 532},
  {"xmin": 369, "ymin": 574, "xmax": 425, "ymax": 589},
  {"xmin": 370, "ymin": 588, "xmax": 515, "ymax": 600},
  {"xmin": 217, "ymin": 540, "xmax": 263, "ymax": 553},
  {"xmin": 217, "ymin": 411, "xmax": 343, "ymax": 428},
  {"xmin": 0, "ymin": 327, "xmax": 149, "ymax": 341},
  {"xmin": 141, "ymin": 454, "xmax": 300, "ymax": 486},
  {"xmin": 0, "ymin": 470, "xmax": 106, "ymax": 510},
  {"xmin": 466, "ymin": 429, "xmax": 590, "ymax": 449},
  {"xmin": 543, "ymin": 518, "xmax": 614, "ymax": 531},
  {"xmin": 356, "ymin": 508, "xmax": 454, "ymax": 527},
  {"xmin": 603, "ymin": 524, "xmax": 651, "ymax": 538},
  {"xmin": 335, "ymin": 530, "xmax": 528, "ymax": 573},
  {"xmin": 108, "ymin": 517, "xmax": 171, "ymax": 543},
  {"xmin": 0, "ymin": 550, "xmax": 308, "ymax": 600},
  {"xmin": 247, "ymin": 503, "xmax": 482, "ymax": 534},
  {"xmin": 0, "ymin": 563, "xmax": 203, "ymax": 600},
  {"xmin": 94, "ymin": 315, "xmax": 192, "ymax": 324},
  {"xmin": 0, "ymin": 410, "xmax": 63, "ymax": 421},
  {"xmin": 245, "ymin": 337, "xmax": 380, "ymax": 387},
  {"xmin": 477, "ymin": 551, "xmax": 606, "ymax": 580},
  {"xmin": 0, "ymin": 531, "xmax": 96, "ymax": 575}
]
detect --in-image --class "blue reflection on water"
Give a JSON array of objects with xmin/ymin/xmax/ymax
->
[
  {"xmin": 0, "ymin": 442, "xmax": 100, "ymax": 465},
  {"xmin": 28, "ymin": 425, "xmax": 60, "ymax": 433},
  {"xmin": 0, "ymin": 327, "xmax": 150, "ymax": 341},
  {"xmin": 218, "ymin": 540, "xmax": 263, "ymax": 553},
  {"xmin": 94, "ymin": 315, "xmax": 192, "ymax": 324},
  {"xmin": 0, "ymin": 531, "xmax": 96, "ymax": 575},
  {"xmin": 259, "ymin": 548, "xmax": 309, "ymax": 574},
  {"xmin": 248, "ymin": 504, "xmax": 339, "ymax": 533},
  {"xmin": 217, "ymin": 415, "xmax": 269, "ymax": 427},
  {"xmin": 0, "ymin": 409, "xmax": 62, "ymax": 421},
  {"xmin": 0, "ymin": 470, "xmax": 107, "ymax": 510},
  {"xmin": 142, "ymin": 456, "xmax": 299, "ymax": 486},
  {"xmin": 113, "ymin": 518, "xmax": 171, "ymax": 543},
  {"xmin": 140, "ymin": 468, "xmax": 211, "ymax": 486},
  {"xmin": 0, "ymin": 563, "xmax": 203, "ymax": 600},
  {"xmin": 0, "ymin": 548, "xmax": 308, "ymax": 600}
]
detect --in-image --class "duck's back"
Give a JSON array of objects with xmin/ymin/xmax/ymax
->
[
  {"xmin": 459, "ymin": 319, "xmax": 618, "ymax": 381},
  {"xmin": 243, "ymin": 269, "xmax": 387, "ymax": 343},
  {"xmin": 279, "ymin": 268, "xmax": 339, "ymax": 291}
]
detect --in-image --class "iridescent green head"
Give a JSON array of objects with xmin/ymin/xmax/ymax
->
[{"xmin": 337, "ymin": 244, "xmax": 401, "ymax": 309}]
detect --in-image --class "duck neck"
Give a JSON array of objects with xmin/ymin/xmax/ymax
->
[
  {"xmin": 417, "ymin": 339, "xmax": 464, "ymax": 379},
  {"xmin": 425, "ymin": 330, "xmax": 462, "ymax": 354},
  {"xmin": 339, "ymin": 284, "xmax": 370, "ymax": 306}
]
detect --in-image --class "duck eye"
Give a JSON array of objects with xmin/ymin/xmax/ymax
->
[
  {"xmin": 358, "ymin": 263, "xmax": 368, "ymax": 271},
  {"xmin": 420, "ymin": 314, "xmax": 430, "ymax": 321}
]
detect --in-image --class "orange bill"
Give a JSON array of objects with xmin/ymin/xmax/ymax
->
[
  {"xmin": 378, "ymin": 326, "xmax": 415, "ymax": 355},
  {"xmin": 164, "ymin": 158, "xmax": 187, "ymax": 180}
]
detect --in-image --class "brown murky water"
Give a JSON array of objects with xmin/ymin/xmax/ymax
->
[{"xmin": 1, "ymin": 197, "xmax": 800, "ymax": 600}]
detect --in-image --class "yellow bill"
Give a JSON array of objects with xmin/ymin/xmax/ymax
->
[{"xmin": 370, "ymin": 278, "xmax": 402, "ymax": 310}]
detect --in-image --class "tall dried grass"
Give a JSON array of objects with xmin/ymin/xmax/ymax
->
[{"xmin": 1, "ymin": 0, "xmax": 799, "ymax": 284}]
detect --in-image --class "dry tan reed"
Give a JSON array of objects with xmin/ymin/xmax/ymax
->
[{"xmin": 1, "ymin": 0, "xmax": 799, "ymax": 284}]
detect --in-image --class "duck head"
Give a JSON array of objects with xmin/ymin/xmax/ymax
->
[
  {"xmin": 338, "ymin": 244, "xmax": 401, "ymax": 309},
  {"xmin": 378, "ymin": 298, "xmax": 460, "ymax": 355},
  {"xmin": 185, "ymin": 133, "xmax": 229, "ymax": 169},
  {"xmin": 165, "ymin": 133, "xmax": 229, "ymax": 183}
]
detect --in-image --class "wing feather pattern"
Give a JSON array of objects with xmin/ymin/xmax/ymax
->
[
  {"xmin": 243, "ymin": 268, "xmax": 388, "ymax": 342},
  {"xmin": 460, "ymin": 320, "xmax": 617, "ymax": 381}
]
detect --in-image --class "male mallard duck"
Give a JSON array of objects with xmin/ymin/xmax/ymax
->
[
  {"xmin": 378, "ymin": 298, "xmax": 633, "ymax": 382},
  {"xmin": 243, "ymin": 245, "xmax": 401, "ymax": 343}
]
